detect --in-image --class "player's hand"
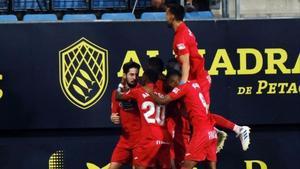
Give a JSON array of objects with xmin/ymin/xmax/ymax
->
[
  {"xmin": 117, "ymin": 83, "xmax": 125, "ymax": 92},
  {"xmin": 144, "ymin": 86, "xmax": 153, "ymax": 94},
  {"xmin": 117, "ymin": 76, "xmax": 129, "ymax": 92},
  {"xmin": 121, "ymin": 74, "xmax": 126, "ymax": 86},
  {"xmin": 111, "ymin": 113, "xmax": 120, "ymax": 124}
]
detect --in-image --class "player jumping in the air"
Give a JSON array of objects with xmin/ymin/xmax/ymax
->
[{"xmin": 165, "ymin": 3, "xmax": 250, "ymax": 151}]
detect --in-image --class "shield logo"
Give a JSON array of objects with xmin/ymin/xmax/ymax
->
[{"xmin": 59, "ymin": 38, "xmax": 108, "ymax": 109}]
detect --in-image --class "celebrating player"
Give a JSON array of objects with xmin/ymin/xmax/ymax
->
[
  {"xmin": 166, "ymin": 3, "xmax": 250, "ymax": 150},
  {"xmin": 145, "ymin": 70, "xmax": 218, "ymax": 169},
  {"xmin": 109, "ymin": 62, "xmax": 141, "ymax": 169},
  {"xmin": 116, "ymin": 69, "xmax": 172, "ymax": 169}
]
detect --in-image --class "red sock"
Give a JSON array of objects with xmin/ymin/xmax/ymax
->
[{"xmin": 210, "ymin": 113, "xmax": 235, "ymax": 130}]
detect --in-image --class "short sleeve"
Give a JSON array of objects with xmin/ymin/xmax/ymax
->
[
  {"xmin": 111, "ymin": 90, "xmax": 120, "ymax": 113},
  {"xmin": 174, "ymin": 36, "xmax": 190, "ymax": 56},
  {"xmin": 168, "ymin": 84, "xmax": 187, "ymax": 101}
]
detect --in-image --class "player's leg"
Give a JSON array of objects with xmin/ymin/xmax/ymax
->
[
  {"xmin": 215, "ymin": 128, "xmax": 227, "ymax": 153},
  {"xmin": 210, "ymin": 113, "xmax": 251, "ymax": 151},
  {"xmin": 166, "ymin": 117, "xmax": 176, "ymax": 169},
  {"xmin": 182, "ymin": 130, "xmax": 208, "ymax": 169},
  {"xmin": 203, "ymin": 161, "xmax": 217, "ymax": 169},
  {"xmin": 171, "ymin": 159, "xmax": 176, "ymax": 169},
  {"xmin": 210, "ymin": 113, "xmax": 235, "ymax": 130},
  {"xmin": 133, "ymin": 140, "xmax": 158, "ymax": 169},
  {"xmin": 210, "ymin": 113, "xmax": 249, "ymax": 137},
  {"xmin": 173, "ymin": 132, "xmax": 189, "ymax": 169},
  {"xmin": 157, "ymin": 143, "xmax": 171, "ymax": 169},
  {"xmin": 170, "ymin": 144, "xmax": 177, "ymax": 169},
  {"xmin": 134, "ymin": 166, "xmax": 146, "ymax": 169},
  {"xmin": 180, "ymin": 160, "xmax": 198, "ymax": 169},
  {"xmin": 203, "ymin": 138, "xmax": 217, "ymax": 169},
  {"xmin": 109, "ymin": 162, "xmax": 123, "ymax": 169},
  {"xmin": 199, "ymin": 73, "xmax": 251, "ymax": 151},
  {"xmin": 110, "ymin": 137, "xmax": 132, "ymax": 169}
]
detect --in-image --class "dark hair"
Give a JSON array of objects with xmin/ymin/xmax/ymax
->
[
  {"xmin": 143, "ymin": 69, "xmax": 159, "ymax": 83},
  {"xmin": 167, "ymin": 3, "xmax": 185, "ymax": 21},
  {"xmin": 147, "ymin": 57, "xmax": 165, "ymax": 73},
  {"xmin": 166, "ymin": 58, "xmax": 181, "ymax": 72},
  {"xmin": 122, "ymin": 61, "xmax": 140, "ymax": 74},
  {"xmin": 166, "ymin": 69, "xmax": 182, "ymax": 80}
]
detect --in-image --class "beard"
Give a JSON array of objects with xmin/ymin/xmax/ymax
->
[{"xmin": 127, "ymin": 81, "xmax": 137, "ymax": 88}]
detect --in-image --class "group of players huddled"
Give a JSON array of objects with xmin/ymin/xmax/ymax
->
[{"xmin": 109, "ymin": 4, "xmax": 251, "ymax": 169}]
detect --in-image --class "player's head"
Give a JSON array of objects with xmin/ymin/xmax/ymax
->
[
  {"xmin": 166, "ymin": 58, "xmax": 181, "ymax": 72},
  {"xmin": 140, "ymin": 69, "xmax": 159, "ymax": 86},
  {"xmin": 166, "ymin": 3, "xmax": 185, "ymax": 27},
  {"xmin": 122, "ymin": 61, "xmax": 140, "ymax": 88},
  {"xmin": 165, "ymin": 69, "xmax": 181, "ymax": 91},
  {"xmin": 146, "ymin": 57, "xmax": 165, "ymax": 74}
]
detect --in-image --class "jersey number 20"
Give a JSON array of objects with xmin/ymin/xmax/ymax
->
[{"xmin": 142, "ymin": 101, "xmax": 165, "ymax": 126}]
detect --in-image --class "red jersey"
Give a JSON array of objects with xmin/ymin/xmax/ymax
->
[
  {"xmin": 168, "ymin": 81, "xmax": 211, "ymax": 127},
  {"xmin": 111, "ymin": 90, "xmax": 140, "ymax": 136},
  {"xmin": 121, "ymin": 83, "xmax": 171, "ymax": 142},
  {"xmin": 156, "ymin": 79, "xmax": 191, "ymax": 135},
  {"xmin": 173, "ymin": 22, "xmax": 209, "ymax": 81},
  {"xmin": 155, "ymin": 79, "xmax": 164, "ymax": 92}
]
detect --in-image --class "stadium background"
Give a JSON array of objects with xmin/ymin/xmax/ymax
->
[{"xmin": 0, "ymin": 0, "xmax": 299, "ymax": 169}]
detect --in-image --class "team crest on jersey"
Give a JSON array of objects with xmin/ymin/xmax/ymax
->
[
  {"xmin": 177, "ymin": 43, "xmax": 186, "ymax": 50},
  {"xmin": 59, "ymin": 37, "xmax": 108, "ymax": 109},
  {"xmin": 172, "ymin": 87, "xmax": 180, "ymax": 94}
]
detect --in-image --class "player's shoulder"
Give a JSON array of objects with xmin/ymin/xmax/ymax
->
[
  {"xmin": 112, "ymin": 89, "xmax": 117, "ymax": 95},
  {"xmin": 187, "ymin": 80, "xmax": 201, "ymax": 89},
  {"xmin": 172, "ymin": 81, "xmax": 191, "ymax": 92},
  {"xmin": 129, "ymin": 86, "xmax": 140, "ymax": 94}
]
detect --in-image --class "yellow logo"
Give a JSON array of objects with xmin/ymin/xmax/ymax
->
[
  {"xmin": 86, "ymin": 162, "xmax": 110, "ymax": 169},
  {"xmin": 49, "ymin": 150, "xmax": 110, "ymax": 169},
  {"xmin": 49, "ymin": 150, "xmax": 64, "ymax": 169},
  {"xmin": 59, "ymin": 38, "xmax": 109, "ymax": 109}
]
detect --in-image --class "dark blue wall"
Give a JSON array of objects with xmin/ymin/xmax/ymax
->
[{"xmin": 0, "ymin": 19, "xmax": 299, "ymax": 169}]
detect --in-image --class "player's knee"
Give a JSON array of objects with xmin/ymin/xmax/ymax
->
[
  {"xmin": 181, "ymin": 160, "xmax": 197, "ymax": 169},
  {"xmin": 134, "ymin": 166, "xmax": 146, "ymax": 169},
  {"xmin": 108, "ymin": 162, "xmax": 122, "ymax": 169},
  {"xmin": 203, "ymin": 161, "xmax": 217, "ymax": 169}
]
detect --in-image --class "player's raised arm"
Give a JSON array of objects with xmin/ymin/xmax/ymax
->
[
  {"xmin": 178, "ymin": 54, "xmax": 190, "ymax": 83},
  {"xmin": 116, "ymin": 90, "xmax": 133, "ymax": 101}
]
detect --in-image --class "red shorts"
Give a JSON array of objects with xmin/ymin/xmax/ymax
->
[
  {"xmin": 185, "ymin": 128, "xmax": 217, "ymax": 162},
  {"xmin": 111, "ymin": 134, "xmax": 139, "ymax": 164},
  {"xmin": 133, "ymin": 139, "xmax": 171, "ymax": 169}
]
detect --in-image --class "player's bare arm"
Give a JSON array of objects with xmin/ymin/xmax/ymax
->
[
  {"xmin": 115, "ymin": 91, "xmax": 128, "ymax": 101},
  {"xmin": 144, "ymin": 87, "xmax": 173, "ymax": 105},
  {"xmin": 178, "ymin": 54, "xmax": 190, "ymax": 83}
]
